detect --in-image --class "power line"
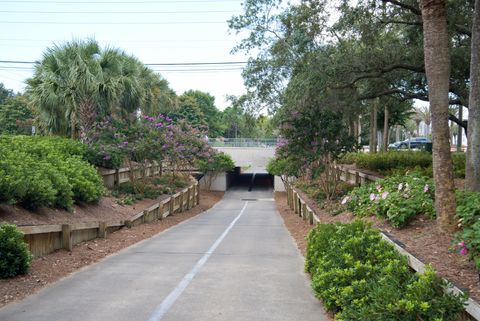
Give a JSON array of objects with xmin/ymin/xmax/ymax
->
[
  {"xmin": 0, "ymin": 38, "xmax": 234, "ymax": 43},
  {"xmin": 0, "ymin": 20, "xmax": 226, "ymax": 25},
  {"xmin": 0, "ymin": 60, "xmax": 248, "ymax": 65},
  {"xmin": 0, "ymin": 0, "xmax": 240, "ymax": 3},
  {"xmin": 0, "ymin": 9, "xmax": 239, "ymax": 14}
]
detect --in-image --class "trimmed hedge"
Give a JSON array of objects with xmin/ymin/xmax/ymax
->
[
  {"xmin": 0, "ymin": 224, "xmax": 32, "ymax": 278},
  {"xmin": 339, "ymin": 151, "xmax": 465, "ymax": 178},
  {"xmin": 305, "ymin": 221, "xmax": 466, "ymax": 320},
  {"xmin": 0, "ymin": 135, "xmax": 104, "ymax": 209}
]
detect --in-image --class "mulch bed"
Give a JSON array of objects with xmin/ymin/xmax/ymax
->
[
  {"xmin": 0, "ymin": 190, "xmax": 224, "ymax": 308},
  {"xmin": 275, "ymin": 189, "xmax": 480, "ymax": 303}
]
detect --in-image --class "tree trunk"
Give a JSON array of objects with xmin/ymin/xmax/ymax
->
[
  {"xmin": 369, "ymin": 100, "xmax": 378, "ymax": 153},
  {"xmin": 467, "ymin": 0, "xmax": 480, "ymax": 191},
  {"xmin": 421, "ymin": 0, "xmax": 457, "ymax": 232},
  {"xmin": 358, "ymin": 115, "xmax": 362, "ymax": 145},
  {"xmin": 383, "ymin": 106, "xmax": 389, "ymax": 151},
  {"xmin": 457, "ymin": 106, "xmax": 463, "ymax": 152}
]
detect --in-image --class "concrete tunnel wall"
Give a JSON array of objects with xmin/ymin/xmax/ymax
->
[{"xmin": 199, "ymin": 147, "xmax": 286, "ymax": 192}]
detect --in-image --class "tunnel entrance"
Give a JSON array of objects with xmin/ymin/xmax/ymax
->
[{"xmin": 228, "ymin": 167, "xmax": 274, "ymax": 191}]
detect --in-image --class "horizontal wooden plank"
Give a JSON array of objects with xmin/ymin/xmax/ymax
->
[
  {"xmin": 129, "ymin": 211, "xmax": 145, "ymax": 222},
  {"xmin": 19, "ymin": 225, "xmax": 62, "ymax": 235},
  {"xmin": 71, "ymin": 222, "xmax": 100, "ymax": 231},
  {"xmin": 107, "ymin": 221, "xmax": 124, "ymax": 228},
  {"xmin": 145, "ymin": 203, "xmax": 160, "ymax": 212}
]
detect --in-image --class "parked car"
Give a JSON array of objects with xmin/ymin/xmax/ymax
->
[{"xmin": 390, "ymin": 137, "xmax": 431, "ymax": 150}]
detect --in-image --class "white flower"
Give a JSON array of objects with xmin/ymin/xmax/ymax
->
[
  {"xmin": 398, "ymin": 183, "xmax": 403, "ymax": 191},
  {"xmin": 369, "ymin": 193, "xmax": 376, "ymax": 201},
  {"xmin": 341, "ymin": 196, "xmax": 350, "ymax": 205},
  {"xmin": 381, "ymin": 191, "xmax": 389, "ymax": 199}
]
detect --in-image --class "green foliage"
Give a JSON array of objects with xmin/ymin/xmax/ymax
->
[
  {"xmin": 452, "ymin": 153, "xmax": 466, "ymax": 178},
  {"xmin": 454, "ymin": 191, "xmax": 480, "ymax": 269},
  {"xmin": 181, "ymin": 90, "xmax": 224, "ymax": 137},
  {"xmin": 0, "ymin": 135, "xmax": 104, "ymax": 209},
  {"xmin": 266, "ymin": 157, "xmax": 300, "ymax": 180},
  {"xmin": 305, "ymin": 221, "xmax": 466, "ymax": 320},
  {"xmin": 0, "ymin": 95, "xmax": 33, "ymax": 135},
  {"xmin": 196, "ymin": 152, "xmax": 235, "ymax": 173},
  {"xmin": 340, "ymin": 151, "xmax": 466, "ymax": 179},
  {"xmin": 0, "ymin": 224, "xmax": 33, "ymax": 278},
  {"xmin": 344, "ymin": 173, "xmax": 434, "ymax": 228},
  {"xmin": 340, "ymin": 151, "xmax": 432, "ymax": 172}
]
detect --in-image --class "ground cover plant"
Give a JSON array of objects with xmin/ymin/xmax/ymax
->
[
  {"xmin": 339, "ymin": 151, "xmax": 466, "ymax": 178},
  {"xmin": 0, "ymin": 135, "xmax": 103, "ymax": 209},
  {"xmin": 0, "ymin": 224, "xmax": 32, "ymax": 279},
  {"xmin": 341, "ymin": 173, "xmax": 434, "ymax": 228},
  {"xmin": 305, "ymin": 221, "xmax": 466, "ymax": 320},
  {"xmin": 454, "ymin": 191, "xmax": 480, "ymax": 269}
]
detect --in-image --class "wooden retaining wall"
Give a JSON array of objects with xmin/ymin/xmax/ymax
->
[
  {"xmin": 285, "ymin": 182, "xmax": 480, "ymax": 320},
  {"xmin": 19, "ymin": 182, "xmax": 200, "ymax": 258},
  {"xmin": 97, "ymin": 163, "xmax": 162, "ymax": 189}
]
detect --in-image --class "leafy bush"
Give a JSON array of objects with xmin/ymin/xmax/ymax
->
[
  {"xmin": 343, "ymin": 173, "xmax": 434, "ymax": 227},
  {"xmin": 0, "ymin": 224, "xmax": 32, "ymax": 278},
  {"xmin": 454, "ymin": 191, "xmax": 480, "ymax": 268},
  {"xmin": 339, "ymin": 151, "xmax": 465, "ymax": 178},
  {"xmin": 196, "ymin": 152, "xmax": 235, "ymax": 190},
  {"xmin": 0, "ymin": 135, "xmax": 104, "ymax": 209},
  {"xmin": 306, "ymin": 221, "xmax": 466, "ymax": 320}
]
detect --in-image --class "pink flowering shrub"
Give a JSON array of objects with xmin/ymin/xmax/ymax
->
[{"xmin": 342, "ymin": 173, "xmax": 434, "ymax": 228}]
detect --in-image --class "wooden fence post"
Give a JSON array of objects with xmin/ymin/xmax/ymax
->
[
  {"xmin": 308, "ymin": 209, "xmax": 314, "ymax": 225},
  {"xmin": 187, "ymin": 187, "xmax": 192, "ymax": 210},
  {"xmin": 98, "ymin": 222, "xmax": 107, "ymax": 238},
  {"xmin": 196, "ymin": 184, "xmax": 200, "ymax": 205},
  {"xmin": 159, "ymin": 203, "xmax": 164, "ymax": 220},
  {"xmin": 62, "ymin": 224, "xmax": 72, "ymax": 251},
  {"xmin": 169, "ymin": 196, "xmax": 174, "ymax": 215},
  {"xmin": 114, "ymin": 169, "xmax": 120, "ymax": 186},
  {"xmin": 302, "ymin": 202, "xmax": 307, "ymax": 220}
]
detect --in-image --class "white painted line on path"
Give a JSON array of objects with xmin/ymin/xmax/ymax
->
[{"xmin": 146, "ymin": 202, "xmax": 249, "ymax": 321}]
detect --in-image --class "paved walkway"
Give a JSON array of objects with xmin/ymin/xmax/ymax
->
[{"xmin": 0, "ymin": 186, "xmax": 328, "ymax": 321}]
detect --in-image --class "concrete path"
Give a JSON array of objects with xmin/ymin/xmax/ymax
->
[{"xmin": 0, "ymin": 186, "xmax": 328, "ymax": 321}]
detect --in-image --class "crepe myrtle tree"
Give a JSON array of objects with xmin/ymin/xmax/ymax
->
[{"xmin": 276, "ymin": 108, "xmax": 357, "ymax": 201}]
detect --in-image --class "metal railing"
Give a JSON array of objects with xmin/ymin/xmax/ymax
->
[{"xmin": 208, "ymin": 138, "xmax": 278, "ymax": 148}]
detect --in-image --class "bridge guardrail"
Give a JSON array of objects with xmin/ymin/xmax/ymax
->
[{"xmin": 208, "ymin": 138, "xmax": 278, "ymax": 148}]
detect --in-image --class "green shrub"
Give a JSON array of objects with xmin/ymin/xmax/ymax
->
[
  {"xmin": 305, "ymin": 221, "xmax": 466, "ymax": 320},
  {"xmin": 0, "ymin": 135, "xmax": 104, "ymax": 209},
  {"xmin": 0, "ymin": 224, "xmax": 33, "ymax": 278},
  {"xmin": 343, "ymin": 173, "xmax": 434, "ymax": 227},
  {"xmin": 339, "ymin": 151, "xmax": 465, "ymax": 178}
]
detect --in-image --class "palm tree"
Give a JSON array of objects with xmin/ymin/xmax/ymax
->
[
  {"xmin": 421, "ymin": 0, "xmax": 456, "ymax": 232},
  {"xmin": 28, "ymin": 40, "xmax": 104, "ymax": 139}
]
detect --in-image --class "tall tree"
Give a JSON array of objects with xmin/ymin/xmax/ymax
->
[
  {"xmin": 421, "ymin": 0, "xmax": 456, "ymax": 231},
  {"xmin": 182, "ymin": 90, "xmax": 223, "ymax": 137},
  {"xmin": 467, "ymin": 0, "xmax": 480, "ymax": 191},
  {"xmin": 0, "ymin": 83, "xmax": 14, "ymax": 105}
]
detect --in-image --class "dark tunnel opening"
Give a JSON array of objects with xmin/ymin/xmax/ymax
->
[{"xmin": 228, "ymin": 167, "xmax": 274, "ymax": 192}]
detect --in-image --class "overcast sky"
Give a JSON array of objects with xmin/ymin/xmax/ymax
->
[{"xmin": 0, "ymin": 0, "xmax": 250, "ymax": 110}]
